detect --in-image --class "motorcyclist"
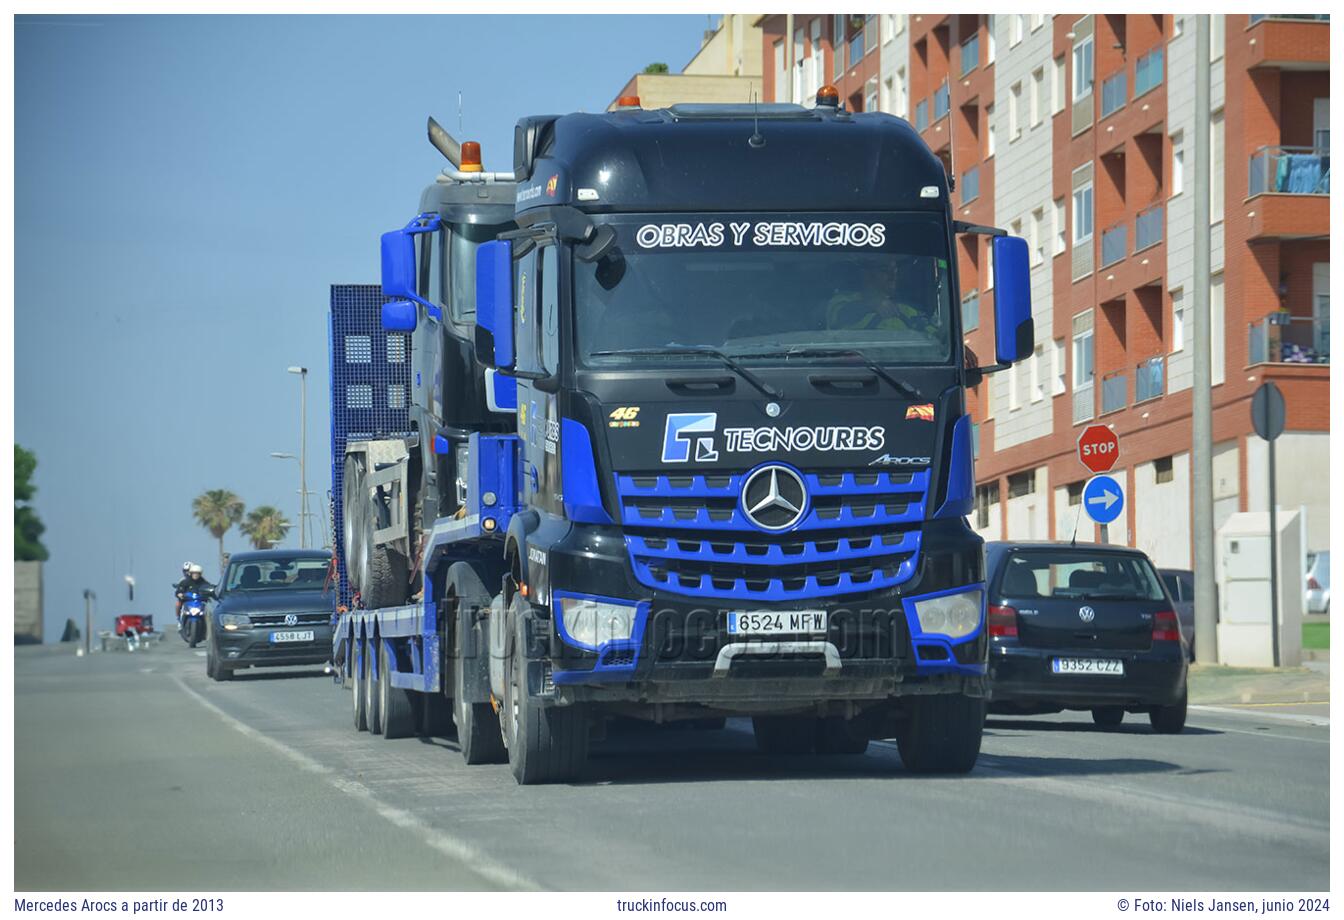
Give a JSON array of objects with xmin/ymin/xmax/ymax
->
[
  {"xmin": 174, "ymin": 561, "xmax": 191, "ymax": 622},
  {"xmin": 175, "ymin": 563, "xmax": 215, "ymax": 621}
]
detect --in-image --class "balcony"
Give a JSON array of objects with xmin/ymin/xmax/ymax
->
[
  {"xmin": 1133, "ymin": 47, "xmax": 1164, "ymax": 98},
  {"xmin": 1100, "ymin": 222, "xmax": 1128, "ymax": 268},
  {"xmin": 1248, "ymin": 313, "xmax": 1330, "ymax": 365},
  {"xmin": 915, "ymin": 99, "xmax": 929, "ymax": 132},
  {"xmin": 1245, "ymin": 16, "xmax": 1330, "ymax": 70},
  {"xmin": 934, "ymin": 82, "xmax": 951, "ymax": 121},
  {"xmin": 1100, "ymin": 70, "xmax": 1127, "ymax": 119},
  {"xmin": 961, "ymin": 33, "xmax": 979, "ymax": 77},
  {"xmin": 1101, "ymin": 371, "xmax": 1128, "ymax": 414},
  {"xmin": 962, "ymin": 166, "xmax": 980, "ymax": 204},
  {"xmin": 1249, "ymin": 146, "xmax": 1330, "ymax": 197},
  {"xmin": 1135, "ymin": 355, "xmax": 1165, "ymax": 402},
  {"xmin": 1135, "ymin": 203, "xmax": 1164, "ymax": 252},
  {"xmin": 1248, "ymin": 14, "xmax": 1330, "ymax": 23}
]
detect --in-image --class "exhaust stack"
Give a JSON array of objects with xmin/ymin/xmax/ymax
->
[{"xmin": 427, "ymin": 116, "xmax": 462, "ymax": 168}]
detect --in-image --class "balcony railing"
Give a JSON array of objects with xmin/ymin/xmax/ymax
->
[
  {"xmin": 1100, "ymin": 222, "xmax": 1128, "ymax": 268},
  {"xmin": 1072, "ymin": 382, "xmax": 1095, "ymax": 424},
  {"xmin": 962, "ymin": 291, "xmax": 980, "ymax": 332},
  {"xmin": 914, "ymin": 99, "xmax": 929, "ymax": 131},
  {"xmin": 1248, "ymin": 313, "xmax": 1331, "ymax": 365},
  {"xmin": 1135, "ymin": 355, "xmax": 1165, "ymax": 402},
  {"xmin": 934, "ymin": 82, "xmax": 951, "ymax": 121},
  {"xmin": 962, "ymin": 166, "xmax": 980, "ymax": 204},
  {"xmin": 1135, "ymin": 203, "xmax": 1164, "ymax": 251},
  {"xmin": 1134, "ymin": 47, "xmax": 1164, "ymax": 97},
  {"xmin": 1248, "ymin": 14, "xmax": 1330, "ymax": 24},
  {"xmin": 1101, "ymin": 371, "xmax": 1128, "ymax": 414},
  {"xmin": 1100, "ymin": 70, "xmax": 1127, "ymax": 118},
  {"xmin": 961, "ymin": 33, "xmax": 979, "ymax": 77},
  {"xmin": 1249, "ymin": 146, "xmax": 1331, "ymax": 196}
]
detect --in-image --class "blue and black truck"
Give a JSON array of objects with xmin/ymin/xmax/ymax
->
[{"xmin": 331, "ymin": 88, "xmax": 1035, "ymax": 784}]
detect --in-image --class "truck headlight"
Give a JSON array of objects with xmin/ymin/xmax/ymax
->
[
  {"xmin": 912, "ymin": 590, "xmax": 982, "ymax": 640},
  {"xmin": 556, "ymin": 595, "xmax": 637, "ymax": 650},
  {"xmin": 218, "ymin": 613, "xmax": 251, "ymax": 631}
]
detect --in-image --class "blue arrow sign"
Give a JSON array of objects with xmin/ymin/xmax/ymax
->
[{"xmin": 1082, "ymin": 474, "xmax": 1125, "ymax": 525}]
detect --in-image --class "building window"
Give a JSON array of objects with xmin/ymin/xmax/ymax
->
[
  {"xmin": 1031, "ymin": 67, "xmax": 1045, "ymax": 127},
  {"xmin": 1010, "ymin": 14, "xmax": 1024, "ymax": 46},
  {"xmin": 1211, "ymin": 15, "xmax": 1224, "ymax": 63},
  {"xmin": 1008, "ymin": 360, "xmax": 1021, "ymax": 411},
  {"xmin": 971, "ymin": 422, "xmax": 981, "ymax": 459},
  {"xmin": 1134, "ymin": 47, "xmax": 1164, "ymax": 98},
  {"xmin": 1009, "ymin": 82, "xmax": 1022, "ymax": 140},
  {"xmin": 1067, "ymin": 481, "xmax": 1084, "ymax": 506},
  {"xmin": 986, "ymin": 103, "xmax": 996, "ymax": 157},
  {"xmin": 1210, "ymin": 110, "xmax": 1224, "ymax": 223},
  {"xmin": 985, "ymin": 239, "xmax": 994, "ymax": 289},
  {"xmin": 1052, "ymin": 339, "xmax": 1067, "ymax": 395},
  {"xmin": 934, "ymin": 81, "xmax": 951, "ymax": 121},
  {"xmin": 986, "ymin": 14, "xmax": 996, "ymax": 64},
  {"xmin": 1211, "ymin": 272, "xmax": 1225, "ymax": 386},
  {"xmin": 1073, "ymin": 317, "xmax": 1095, "ymax": 390},
  {"xmin": 1072, "ymin": 35, "xmax": 1095, "ymax": 101},
  {"xmin": 1154, "ymin": 456, "xmax": 1175, "ymax": 484},
  {"xmin": 1030, "ymin": 345, "xmax": 1044, "ymax": 402},
  {"xmin": 915, "ymin": 98, "xmax": 929, "ymax": 132},
  {"xmin": 894, "ymin": 67, "xmax": 907, "ymax": 118},
  {"xmin": 1314, "ymin": 98, "xmax": 1330, "ymax": 153},
  {"xmin": 975, "ymin": 482, "xmax": 1000, "ymax": 529},
  {"xmin": 961, "ymin": 32, "xmax": 980, "ymax": 77},
  {"xmin": 1173, "ymin": 16, "xmax": 1184, "ymax": 38},
  {"xmin": 792, "ymin": 27, "xmax": 805, "ymax": 104},
  {"xmin": 881, "ymin": 12, "xmax": 896, "ymax": 44},
  {"xmin": 962, "ymin": 289, "xmax": 980, "ymax": 332},
  {"xmin": 1030, "ymin": 13, "xmax": 1045, "ymax": 31},
  {"xmin": 881, "ymin": 76, "xmax": 893, "ymax": 113},
  {"xmin": 865, "ymin": 76, "xmax": 879, "ymax": 115},
  {"xmin": 864, "ymin": 14, "xmax": 877, "ymax": 55},
  {"xmin": 833, "ymin": 15, "xmax": 845, "ymax": 80},
  {"xmin": 772, "ymin": 39, "xmax": 786, "ymax": 105},
  {"xmin": 1072, "ymin": 181, "xmax": 1094, "ymax": 244},
  {"xmin": 809, "ymin": 19, "xmax": 823, "ymax": 99},
  {"xmin": 962, "ymin": 166, "xmax": 980, "ymax": 204},
  {"xmin": 849, "ymin": 31, "xmax": 865, "ymax": 68},
  {"xmin": 1053, "ymin": 197, "xmax": 1067, "ymax": 255},
  {"xmin": 1030, "ymin": 207, "xmax": 1045, "ymax": 265},
  {"xmin": 1008, "ymin": 470, "xmax": 1036, "ymax": 498},
  {"xmin": 1171, "ymin": 288, "xmax": 1185, "ymax": 353},
  {"xmin": 1052, "ymin": 55, "xmax": 1066, "ymax": 115},
  {"xmin": 1171, "ymin": 132, "xmax": 1184, "ymax": 197}
]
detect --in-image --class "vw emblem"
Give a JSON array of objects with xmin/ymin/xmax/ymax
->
[
  {"xmin": 741, "ymin": 464, "xmax": 808, "ymax": 532},
  {"xmin": 284, "ymin": 613, "xmax": 299, "ymax": 626},
  {"xmin": 1078, "ymin": 606, "xmax": 1096, "ymax": 624}
]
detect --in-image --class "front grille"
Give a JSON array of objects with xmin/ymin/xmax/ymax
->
[
  {"xmin": 618, "ymin": 469, "xmax": 928, "ymax": 602},
  {"xmin": 247, "ymin": 612, "xmax": 332, "ymax": 628}
]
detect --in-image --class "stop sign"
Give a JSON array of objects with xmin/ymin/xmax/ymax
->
[{"xmin": 1077, "ymin": 424, "xmax": 1119, "ymax": 474}]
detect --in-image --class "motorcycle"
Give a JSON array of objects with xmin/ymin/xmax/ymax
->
[{"xmin": 179, "ymin": 590, "xmax": 208, "ymax": 648}]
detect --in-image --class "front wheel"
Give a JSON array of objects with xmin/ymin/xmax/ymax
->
[
  {"xmin": 351, "ymin": 635, "xmax": 368, "ymax": 732},
  {"xmin": 454, "ymin": 592, "xmax": 506, "ymax": 765},
  {"xmin": 895, "ymin": 693, "xmax": 985, "ymax": 774},
  {"xmin": 502, "ymin": 597, "xmax": 588, "ymax": 785}
]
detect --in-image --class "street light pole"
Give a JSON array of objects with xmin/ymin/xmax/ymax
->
[
  {"xmin": 82, "ymin": 589, "xmax": 95, "ymax": 657},
  {"xmin": 287, "ymin": 366, "xmax": 309, "ymax": 548},
  {"xmin": 270, "ymin": 452, "xmax": 310, "ymax": 548}
]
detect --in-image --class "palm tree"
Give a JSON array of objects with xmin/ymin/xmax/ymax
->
[
  {"xmin": 192, "ymin": 489, "xmax": 245, "ymax": 575},
  {"xmin": 240, "ymin": 505, "xmax": 291, "ymax": 550}
]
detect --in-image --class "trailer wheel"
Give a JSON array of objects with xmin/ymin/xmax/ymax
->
[
  {"xmin": 342, "ymin": 456, "xmax": 368, "ymax": 596},
  {"xmin": 894, "ymin": 693, "xmax": 985, "ymax": 774},
  {"xmin": 351, "ymin": 635, "xmax": 368, "ymax": 731},
  {"xmin": 752, "ymin": 716, "xmax": 818, "ymax": 754},
  {"xmin": 503, "ymin": 596, "xmax": 588, "ymax": 785},
  {"xmin": 454, "ymin": 592, "xmax": 506, "ymax": 765},
  {"xmin": 419, "ymin": 693, "xmax": 454, "ymax": 737},
  {"xmin": 378, "ymin": 641, "xmax": 416, "ymax": 739},
  {"xmin": 364, "ymin": 637, "xmax": 383, "ymax": 735},
  {"xmin": 364, "ymin": 543, "xmax": 409, "ymax": 610},
  {"xmin": 815, "ymin": 717, "xmax": 870, "ymax": 755}
]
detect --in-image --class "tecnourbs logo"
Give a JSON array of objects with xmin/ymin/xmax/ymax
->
[
  {"xmin": 905, "ymin": 403, "xmax": 935, "ymax": 422},
  {"xmin": 869, "ymin": 453, "xmax": 932, "ymax": 467},
  {"xmin": 662, "ymin": 413, "xmax": 720, "ymax": 463},
  {"xmin": 545, "ymin": 174, "xmax": 558, "ymax": 197},
  {"xmin": 740, "ymin": 464, "xmax": 808, "ymax": 532},
  {"xmin": 1078, "ymin": 605, "xmax": 1096, "ymax": 624}
]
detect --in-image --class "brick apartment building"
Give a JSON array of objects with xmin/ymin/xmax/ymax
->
[{"xmin": 752, "ymin": 13, "xmax": 1330, "ymax": 565}]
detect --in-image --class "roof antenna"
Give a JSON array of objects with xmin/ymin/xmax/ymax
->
[
  {"xmin": 1070, "ymin": 496, "xmax": 1083, "ymax": 547},
  {"xmin": 457, "ymin": 91, "xmax": 463, "ymax": 134},
  {"xmin": 748, "ymin": 88, "xmax": 765, "ymax": 148}
]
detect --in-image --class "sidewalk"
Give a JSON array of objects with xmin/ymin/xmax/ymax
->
[{"xmin": 1189, "ymin": 662, "xmax": 1330, "ymax": 706}]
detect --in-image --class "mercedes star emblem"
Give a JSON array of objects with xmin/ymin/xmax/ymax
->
[
  {"xmin": 284, "ymin": 613, "xmax": 299, "ymax": 626},
  {"xmin": 1078, "ymin": 606, "xmax": 1096, "ymax": 624},
  {"xmin": 741, "ymin": 464, "xmax": 808, "ymax": 531}
]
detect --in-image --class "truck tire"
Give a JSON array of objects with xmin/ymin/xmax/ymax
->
[
  {"xmin": 454, "ymin": 590, "xmax": 506, "ymax": 765},
  {"xmin": 503, "ymin": 597, "xmax": 588, "ymax": 785},
  {"xmin": 1149, "ymin": 686, "xmax": 1187, "ymax": 734},
  {"xmin": 352, "ymin": 635, "xmax": 368, "ymax": 732},
  {"xmin": 364, "ymin": 543, "xmax": 409, "ymax": 610},
  {"xmin": 420, "ymin": 694, "xmax": 454, "ymax": 737},
  {"xmin": 342, "ymin": 456, "xmax": 368, "ymax": 596},
  {"xmin": 206, "ymin": 644, "xmax": 232, "ymax": 682},
  {"xmin": 752, "ymin": 716, "xmax": 818, "ymax": 754},
  {"xmin": 815, "ymin": 717, "xmax": 870, "ymax": 755},
  {"xmin": 365, "ymin": 637, "xmax": 383, "ymax": 735},
  {"xmin": 378, "ymin": 640, "xmax": 416, "ymax": 739},
  {"xmin": 895, "ymin": 693, "xmax": 985, "ymax": 774}
]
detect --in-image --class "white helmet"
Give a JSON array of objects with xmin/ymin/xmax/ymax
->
[
  {"xmin": 182, "ymin": 561, "xmax": 192, "ymax": 572},
  {"xmin": 188, "ymin": 564, "xmax": 203, "ymax": 576}
]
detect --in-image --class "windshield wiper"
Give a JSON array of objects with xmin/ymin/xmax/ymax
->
[
  {"xmin": 734, "ymin": 346, "xmax": 924, "ymax": 401},
  {"xmin": 588, "ymin": 346, "xmax": 784, "ymax": 400}
]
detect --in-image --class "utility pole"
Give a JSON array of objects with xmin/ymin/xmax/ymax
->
[
  {"xmin": 288, "ymin": 366, "xmax": 309, "ymax": 548},
  {"xmin": 82, "ymin": 589, "xmax": 95, "ymax": 657},
  {"xmin": 1191, "ymin": 15, "xmax": 1218, "ymax": 663}
]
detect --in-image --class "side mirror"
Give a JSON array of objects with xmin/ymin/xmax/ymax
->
[
  {"xmin": 992, "ymin": 235, "xmax": 1034, "ymax": 364},
  {"xmin": 475, "ymin": 240, "xmax": 514, "ymax": 370},
  {"xmin": 380, "ymin": 229, "xmax": 417, "ymax": 301},
  {"xmin": 381, "ymin": 301, "xmax": 418, "ymax": 332}
]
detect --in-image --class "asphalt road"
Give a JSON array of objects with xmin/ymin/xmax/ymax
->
[{"xmin": 14, "ymin": 641, "xmax": 1330, "ymax": 891}]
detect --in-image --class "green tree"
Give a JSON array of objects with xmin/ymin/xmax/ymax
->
[
  {"xmin": 240, "ymin": 505, "xmax": 291, "ymax": 550},
  {"xmin": 193, "ymin": 489, "xmax": 245, "ymax": 574},
  {"xmin": 642, "ymin": 62, "xmax": 669, "ymax": 74},
  {"xmin": 15, "ymin": 445, "xmax": 48, "ymax": 561}
]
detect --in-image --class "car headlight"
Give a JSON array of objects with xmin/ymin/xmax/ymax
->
[
  {"xmin": 218, "ymin": 613, "xmax": 251, "ymax": 631},
  {"xmin": 556, "ymin": 595, "xmax": 638, "ymax": 650},
  {"xmin": 912, "ymin": 590, "xmax": 983, "ymax": 640}
]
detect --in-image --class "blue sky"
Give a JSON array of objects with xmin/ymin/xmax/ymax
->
[{"xmin": 15, "ymin": 14, "xmax": 710, "ymax": 637}]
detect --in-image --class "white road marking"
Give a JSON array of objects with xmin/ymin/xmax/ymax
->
[
  {"xmin": 172, "ymin": 675, "xmax": 538, "ymax": 891},
  {"xmin": 1190, "ymin": 704, "xmax": 1329, "ymax": 727}
]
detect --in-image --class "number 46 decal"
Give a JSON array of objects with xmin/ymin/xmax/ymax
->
[{"xmin": 608, "ymin": 406, "xmax": 641, "ymax": 429}]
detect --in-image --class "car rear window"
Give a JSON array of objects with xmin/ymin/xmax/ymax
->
[{"xmin": 998, "ymin": 550, "xmax": 1166, "ymax": 602}]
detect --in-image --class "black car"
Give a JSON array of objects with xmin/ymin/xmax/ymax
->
[
  {"xmin": 985, "ymin": 541, "xmax": 1188, "ymax": 733},
  {"xmin": 207, "ymin": 549, "xmax": 334, "ymax": 681}
]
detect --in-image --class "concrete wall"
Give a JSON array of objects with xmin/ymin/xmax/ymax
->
[
  {"xmin": 15, "ymin": 560, "xmax": 44, "ymax": 644},
  {"xmin": 682, "ymin": 14, "xmax": 764, "ymax": 78},
  {"xmin": 879, "ymin": 13, "xmax": 910, "ymax": 119},
  {"xmin": 1245, "ymin": 430, "xmax": 1331, "ymax": 552},
  {"xmin": 990, "ymin": 15, "xmax": 1056, "ymax": 450},
  {"xmin": 1005, "ymin": 467, "xmax": 1051, "ymax": 539},
  {"xmin": 1133, "ymin": 451, "xmax": 1192, "ymax": 569},
  {"xmin": 610, "ymin": 73, "xmax": 761, "ymax": 111}
]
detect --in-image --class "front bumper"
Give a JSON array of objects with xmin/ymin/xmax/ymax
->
[
  {"xmin": 212, "ymin": 625, "xmax": 334, "ymax": 668},
  {"xmin": 987, "ymin": 642, "xmax": 1187, "ymax": 709}
]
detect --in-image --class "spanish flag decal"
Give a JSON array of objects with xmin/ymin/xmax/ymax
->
[{"xmin": 905, "ymin": 403, "xmax": 935, "ymax": 422}]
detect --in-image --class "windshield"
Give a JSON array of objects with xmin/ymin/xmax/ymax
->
[
  {"xmin": 224, "ymin": 557, "xmax": 330, "ymax": 592},
  {"xmin": 575, "ymin": 213, "xmax": 955, "ymax": 367},
  {"xmin": 999, "ymin": 550, "xmax": 1166, "ymax": 602},
  {"xmin": 449, "ymin": 223, "xmax": 509, "ymax": 323}
]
